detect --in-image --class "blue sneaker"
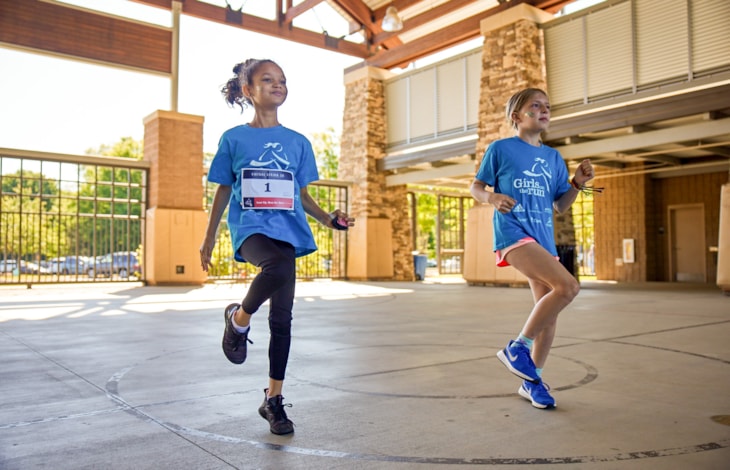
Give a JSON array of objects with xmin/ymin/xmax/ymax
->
[
  {"xmin": 519, "ymin": 380, "xmax": 556, "ymax": 409},
  {"xmin": 496, "ymin": 340, "xmax": 540, "ymax": 383}
]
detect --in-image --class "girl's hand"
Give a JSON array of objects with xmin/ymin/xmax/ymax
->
[
  {"xmin": 489, "ymin": 193, "xmax": 517, "ymax": 214},
  {"xmin": 329, "ymin": 210, "xmax": 354, "ymax": 230},
  {"xmin": 574, "ymin": 159, "xmax": 595, "ymax": 186},
  {"xmin": 199, "ymin": 238, "xmax": 215, "ymax": 272}
]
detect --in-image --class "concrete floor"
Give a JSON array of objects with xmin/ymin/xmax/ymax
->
[{"xmin": 1, "ymin": 277, "xmax": 729, "ymax": 469}]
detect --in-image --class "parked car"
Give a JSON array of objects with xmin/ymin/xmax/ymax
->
[
  {"xmin": 48, "ymin": 256, "xmax": 87, "ymax": 275},
  {"xmin": 18, "ymin": 261, "xmax": 49, "ymax": 274},
  {"xmin": 0, "ymin": 260, "xmax": 17, "ymax": 273},
  {"xmin": 87, "ymin": 252, "xmax": 140, "ymax": 278}
]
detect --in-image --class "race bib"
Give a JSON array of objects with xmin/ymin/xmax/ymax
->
[{"xmin": 241, "ymin": 169, "xmax": 295, "ymax": 210}]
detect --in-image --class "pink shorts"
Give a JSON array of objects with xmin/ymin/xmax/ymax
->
[{"xmin": 495, "ymin": 237, "xmax": 536, "ymax": 267}]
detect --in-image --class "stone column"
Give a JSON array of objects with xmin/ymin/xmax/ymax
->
[
  {"xmin": 143, "ymin": 110, "xmax": 208, "ymax": 285},
  {"xmin": 463, "ymin": 4, "xmax": 554, "ymax": 285},
  {"xmin": 339, "ymin": 66, "xmax": 414, "ymax": 280}
]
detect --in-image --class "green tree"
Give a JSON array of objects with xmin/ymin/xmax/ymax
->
[
  {"xmin": 310, "ymin": 127, "xmax": 339, "ymax": 180},
  {"xmin": 86, "ymin": 137, "xmax": 143, "ymax": 160},
  {"xmin": 1, "ymin": 170, "xmax": 60, "ymax": 260},
  {"xmin": 410, "ymin": 190, "xmax": 438, "ymax": 258},
  {"xmin": 78, "ymin": 137, "xmax": 145, "ymax": 259}
]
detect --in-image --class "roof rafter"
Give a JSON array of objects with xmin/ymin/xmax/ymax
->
[
  {"xmin": 129, "ymin": 0, "xmax": 577, "ymax": 69},
  {"xmin": 131, "ymin": 0, "xmax": 369, "ymax": 58},
  {"xmin": 370, "ymin": 0, "xmax": 474, "ymax": 47},
  {"xmin": 282, "ymin": 0, "xmax": 324, "ymax": 26},
  {"xmin": 363, "ymin": 0, "xmax": 533, "ymax": 69}
]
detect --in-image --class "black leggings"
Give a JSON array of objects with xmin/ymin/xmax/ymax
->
[{"xmin": 238, "ymin": 234, "xmax": 296, "ymax": 381}]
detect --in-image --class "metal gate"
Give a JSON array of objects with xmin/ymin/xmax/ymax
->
[
  {"xmin": 438, "ymin": 194, "xmax": 472, "ymax": 274},
  {"xmin": 203, "ymin": 177, "xmax": 349, "ymax": 281},
  {"xmin": 408, "ymin": 190, "xmax": 472, "ymax": 276}
]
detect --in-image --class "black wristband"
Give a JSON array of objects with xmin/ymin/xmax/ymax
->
[{"xmin": 331, "ymin": 216, "xmax": 348, "ymax": 231}]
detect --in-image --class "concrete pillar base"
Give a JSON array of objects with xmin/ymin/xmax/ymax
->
[
  {"xmin": 464, "ymin": 204, "xmax": 527, "ymax": 286},
  {"xmin": 145, "ymin": 207, "xmax": 208, "ymax": 285},
  {"xmin": 346, "ymin": 217, "xmax": 394, "ymax": 280}
]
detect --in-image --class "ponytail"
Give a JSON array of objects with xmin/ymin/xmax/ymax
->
[{"xmin": 221, "ymin": 59, "xmax": 278, "ymax": 113}]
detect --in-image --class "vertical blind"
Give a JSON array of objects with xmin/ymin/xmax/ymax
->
[
  {"xmin": 544, "ymin": 0, "xmax": 730, "ymax": 108},
  {"xmin": 385, "ymin": 50, "xmax": 481, "ymax": 148}
]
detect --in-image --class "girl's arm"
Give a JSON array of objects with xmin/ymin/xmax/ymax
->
[
  {"xmin": 470, "ymin": 179, "xmax": 516, "ymax": 214},
  {"xmin": 554, "ymin": 159, "xmax": 594, "ymax": 213},
  {"xmin": 300, "ymin": 187, "xmax": 354, "ymax": 229},
  {"xmin": 199, "ymin": 184, "xmax": 232, "ymax": 271}
]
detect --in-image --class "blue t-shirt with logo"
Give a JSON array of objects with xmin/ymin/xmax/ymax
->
[
  {"xmin": 475, "ymin": 136, "xmax": 571, "ymax": 256},
  {"xmin": 207, "ymin": 124, "xmax": 319, "ymax": 262}
]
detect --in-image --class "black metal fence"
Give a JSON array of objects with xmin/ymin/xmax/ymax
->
[
  {"xmin": 408, "ymin": 190, "xmax": 473, "ymax": 276},
  {"xmin": 0, "ymin": 149, "xmax": 350, "ymax": 286},
  {"xmin": 203, "ymin": 176, "xmax": 349, "ymax": 282},
  {"xmin": 0, "ymin": 149, "xmax": 147, "ymax": 286}
]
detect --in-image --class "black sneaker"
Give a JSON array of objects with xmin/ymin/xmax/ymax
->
[
  {"xmin": 258, "ymin": 389, "xmax": 294, "ymax": 435},
  {"xmin": 222, "ymin": 303, "xmax": 252, "ymax": 364}
]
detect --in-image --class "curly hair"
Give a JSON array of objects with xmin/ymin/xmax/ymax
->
[{"xmin": 221, "ymin": 59, "xmax": 280, "ymax": 112}]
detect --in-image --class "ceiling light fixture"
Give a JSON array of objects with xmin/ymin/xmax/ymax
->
[{"xmin": 381, "ymin": 6, "xmax": 403, "ymax": 32}]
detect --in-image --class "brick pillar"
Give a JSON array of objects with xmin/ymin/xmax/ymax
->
[
  {"xmin": 464, "ymin": 4, "xmax": 554, "ymax": 285},
  {"xmin": 339, "ymin": 67, "xmax": 414, "ymax": 280},
  {"xmin": 143, "ymin": 110, "xmax": 208, "ymax": 285}
]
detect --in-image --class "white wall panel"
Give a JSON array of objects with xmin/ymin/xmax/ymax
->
[
  {"xmin": 385, "ymin": 79, "xmax": 408, "ymax": 146},
  {"xmin": 586, "ymin": 1, "xmax": 633, "ymax": 96},
  {"xmin": 545, "ymin": 19, "xmax": 585, "ymax": 105},
  {"xmin": 409, "ymin": 69, "xmax": 436, "ymax": 141},
  {"xmin": 437, "ymin": 59, "xmax": 466, "ymax": 134},
  {"xmin": 635, "ymin": 0, "xmax": 688, "ymax": 86},
  {"xmin": 385, "ymin": 50, "xmax": 481, "ymax": 147},
  {"xmin": 691, "ymin": 0, "xmax": 730, "ymax": 73},
  {"xmin": 466, "ymin": 52, "xmax": 481, "ymax": 128}
]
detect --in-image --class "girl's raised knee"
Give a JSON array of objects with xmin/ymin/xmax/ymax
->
[{"xmin": 556, "ymin": 278, "xmax": 580, "ymax": 302}]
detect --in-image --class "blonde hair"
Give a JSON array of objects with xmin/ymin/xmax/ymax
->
[{"xmin": 505, "ymin": 88, "xmax": 548, "ymax": 130}]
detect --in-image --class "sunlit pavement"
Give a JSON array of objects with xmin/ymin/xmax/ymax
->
[{"xmin": 1, "ymin": 278, "xmax": 729, "ymax": 469}]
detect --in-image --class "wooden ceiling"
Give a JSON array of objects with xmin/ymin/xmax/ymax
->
[
  {"xmin": 0, "ymin": 0, "xmax": 576, "ymax": 74},
  {"xmin": 128, "ymin": 0, "xmax": 577, "ymax": 70}
]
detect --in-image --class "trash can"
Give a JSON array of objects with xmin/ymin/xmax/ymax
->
[
  {"xmin": 413, "ymin": 254, "xmax": 428, "ymax": 280},
  {"xmin": 556, "ymin": 245, "xmax": 575, "ymax": 276}
]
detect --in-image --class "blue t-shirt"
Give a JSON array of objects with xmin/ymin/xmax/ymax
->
[
  {"xmin": 474, "ymin": 136, "xmax": 571, "ymax": 256},
  {"xmin": 207, "ymin": 124, "xmax": 320, "ymax": 262}
]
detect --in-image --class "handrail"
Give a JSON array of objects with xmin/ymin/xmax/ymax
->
[{"xmin": 0, "ymin": 148, "xmax": 151, "ymax": 169}]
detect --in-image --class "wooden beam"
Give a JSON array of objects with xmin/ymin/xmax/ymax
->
[
  {"xmin": 0, "ymin": 0, "xmax": 172, "ymax": 74},
  {"xmin": 364, "ymin": 0, "xmax": 527, "ymax": 69},
  {"xmin": 131, "ymin": 0, "xmax": 370, "ymax": 58},
  {"xmin": 330, "ymin": 0, "xmax": 405, "ymax": 51},
  {"xmin": 130, "ymin": 0, "xmax": 170, "ymax": 8},
  {"xmin": 126, "ymin": 0, "xmax": 579, "ymax": 69},
  {"xmin": 371, "ymin": 0, "xmax": 474, "ymax": 46},
  {"xmin": 533, "ymin": 0, "xmax": 579, "ymax": 14},
  {"xmin": 364, "ymin": 13, "xmax": 482, "ymax": 69},
  {"xmin": 282, "ymin": 0, "xmax": 324, "ymax": 26},
  {"xmin": 330, "ymin": 0, "xmax": 376, "ymax": 30}
]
